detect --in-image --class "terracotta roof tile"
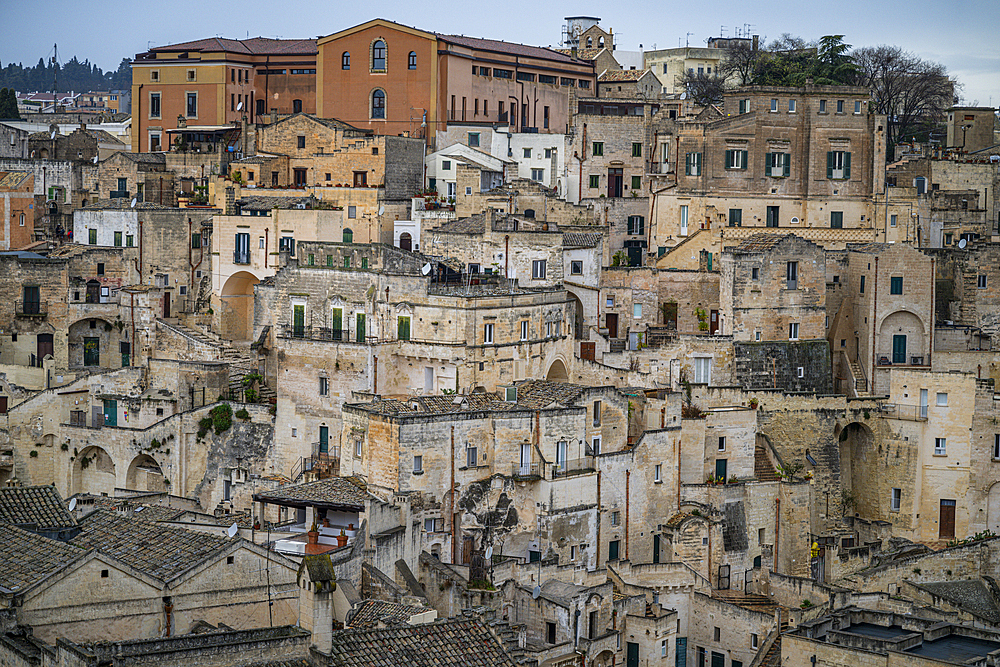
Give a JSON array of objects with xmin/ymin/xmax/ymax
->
[
  {"xmin": 599, "ymin": 69, "xmax": 651, "ymax": 82},
  {"xmin": 0, "ymin": 524, "xmax": 84, "ymax": 592},
  {"xmin": 147, "ymin": 37, "xmax": 316, "ymax": 56},
  {"xmin": 437, "ymin": 35, "xmax": 583, "ymax": 65},
  {"xmin": 253, "ymin": 476, "xmax": 368, "ymax": 511},
  {"xmin": 348, "ymin": 599, "xmax": 428, "ymax": 628},
  {"xmin": 0, "ymin": 485, "xmax": 77, "ymax": 530}
]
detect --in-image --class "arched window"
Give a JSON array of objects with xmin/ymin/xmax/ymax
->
[
  {"xmin": 372, "ymin": 40, "xmax": 386, "ymax": 70},
  {"xmin": 342, "ymin": 52, "xmax": 350, "ymax": 70},
  {"xmin": 408, "ymin": 51, "xmax": 417, "ymax": 70},
  {"xmin": 343, "ymin": 228, "xmax": 353, "ymax": 243},
  {"xmin": 598, "ymin": 36, "xmax": 605, "ymax": 47},
  {"xmin": 371, "ymin": 89, "xmax": 385, "ymax": 119},
  {"xmin": 586, "ymin": 37, "xmax": 593, "ymax": 48},
  {"xmin": 292, "ymin": 99, "xmax": 302, "ymax": 113}
]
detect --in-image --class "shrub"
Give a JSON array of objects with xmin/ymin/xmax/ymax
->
[
  {"xmin": 29, "ymin": 450, "xmax": 38, "ymax": 458},
  {"xmin": 235, "ymin": 408, "xmax": 251, "ymax": 420},
  {"xmin": 210, "ymin": 403, "xmax": 233, "ymax": 434}
]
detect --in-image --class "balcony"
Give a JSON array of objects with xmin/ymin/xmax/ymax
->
[
  {"xmin": 552, "ymin": 456, "xmax": 595, "ymax": 479},
  {"xmin": 15, "ymin": 300, "xmax": 46, "ymax": 317},
  {"xmin": 277, "ymin": 324, "xmax": 363, "ymax": 343},
  {"xmin": 511, "ymin": 463, "xmax": 542, "ymax": 480},
  {"xmin": 233, "ymin": 251, "xmax": 251, "ymax": 265},
  {"xmin": 879, "ymin": 403, "xmax": 927, "ymax": 421}
]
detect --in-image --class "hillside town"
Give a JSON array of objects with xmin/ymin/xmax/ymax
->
[{"xmin": 0, "ymin": 14, "xmax": 998, "ymax": 667}]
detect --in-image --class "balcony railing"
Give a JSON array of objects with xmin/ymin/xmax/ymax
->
[
  {"xmin": 552, "ymin": 456, "xmax": 595, "ymax": 479},
  {"xmin": 233, "ymin": 251, "xmax": 251, "ymax": 265},
  {"xmin": 277, "ymin": 324, "xmax": 360, "ymax": 342},
  {"xmin": 15, "ymin": 300, "xmax": 46, "ymax": 317},
  {"xmin": 879, "ymin": 403, "xmax": 927, "ymax": 421},
  {"xmin": 511, "ymin": 463, "xmax": 542, "ymax": 480}
]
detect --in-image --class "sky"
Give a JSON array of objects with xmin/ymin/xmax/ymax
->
[{"xmin": 1, "ymin": 0, "xmax": 997, "ymax": 105}]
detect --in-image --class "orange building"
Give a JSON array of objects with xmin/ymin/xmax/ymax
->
[
  {"xmin": 130, "ymin": 37, "xmax": 317, "ymax": 153},
  {"xmin": 317, "ymin": 19, "xmax": 595, "ymax": 146},
  {"xmin": 0, "ymin": 171, "xmax": 35, "ymax": 250}
]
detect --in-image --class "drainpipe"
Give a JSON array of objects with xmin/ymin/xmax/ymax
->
[
  {"xmin": 676, "ymin": 437, "xmax": 681, "ymax": 508},
  {"xmin": 188, "ymin": 217, "xmax": 203, "ymax": 308},
  {"xmin": 929, "ymin": 258, "xmax": 935, "ymax": 367},
  {"xmin": 450, "ymin": 425, "xmax": 456, "ymax": 564},
  {"xmin": 596, "ymin": 470, "xmax": 601, "ymax": 565},
  {"xmin": 625, "ymin": 469, "xmax": 630, "ymax": 561},
  {"xmin": 133, "ymin": 218, "xmax": 144, "ymax": 281},
  {"xmin": 774, "ymin": 498, "xmax": 780, "ymax": 574},
  {"xmin": 163, "ymin": 597, "xmax": 173, "ymax": 637},
  {"xmin": 264, "ymin": 228, "xmax": 269, "ymax": 269},
  {"xmin": 504, "ymin": 235, "xmax": 509, "ymax": 278},
  {"xmin": 130, "ymin": 292, "xmax": 136, "ymax": 365},
  {"xmin": 871, "ymin": 257, "xmax": 878, "ymax": 389}
]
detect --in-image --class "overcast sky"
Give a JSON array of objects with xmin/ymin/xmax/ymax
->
[{"xmin": 2, "ymin": 0, "xmax": 997, "ymax": 105}]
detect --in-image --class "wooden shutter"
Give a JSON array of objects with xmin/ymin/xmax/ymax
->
[
  {"xmin": 725, "ymin": 150, "xmax": 732, "ymax": 169},
  {"xmin": 764, "ymin": 152, "xmax": 772, "ymax": 177},
  {"xmin": 826, "ymin": 151, "xmax": 834, "ymax": 179},
  {"xmin": 740, "ymin": 150, "xmax": 748, "ymax": 169},
  {"xmin": 844, "ymin": 152, "xmax": 852, "ymax": 179},
  {"xmin": 685, "ymin": 153, "xmax": 691, "ymax": 175},
  {"xmin": 783, "ymin": 154, "xmax": 790, "ymax": 177}
]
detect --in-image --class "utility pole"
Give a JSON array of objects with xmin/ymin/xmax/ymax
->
[{"xmin": 51, "ymin": 44, "xmax": 58, "ymax": 94}]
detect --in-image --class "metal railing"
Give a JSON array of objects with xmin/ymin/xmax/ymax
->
[
  {"xmin": 879, "ymin": 403, "xmax": 927, "ymax": 421},
  {"xmin": 552, "ymin": 456, "xmax": 595, "ymax": 479},
  {"xmin": 277, "ymin": 324, "xmax": 361, "ymax": 342},
  {"xmin": 511, "ymin": 463, "xmax": 542, "ymax": 480},
  {"xmin": 15, "ymin": 300, "xmax": 46, "ymax": 316},
  {"xmin": 291, "ymin": 444, "xmax": 341, "ymax": 481},
  {"xmin": 233, "ymin": 251, "xmax": 250, "ymax": 265}
]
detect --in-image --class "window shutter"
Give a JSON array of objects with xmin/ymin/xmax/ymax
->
[
  {"xmin": 826, "ymin": 151, "xmax": 834, "ymax": 179},
  {"xmin": 844, "ymin": 152, "xmax": 852, "ymax": 179},
  {"xmin": 685, "ymin": 153, "xmax": 691, "ymax": 175},
  {"xmin": 764, "ymin": 153, "xmax": 772, "ymax": 177},
  {"xmin": 695, "ymin": 153, "xmax": 701, "ymax": 174},
  {"xmin": 783, "ymin": 154, "xmax": 790, "ymax": 177},
  {"xmin": 724, "ymin": 150, "xmax": 731, "ymax": 169},
  {"xmin": 741, "ymin": 150, "xmax": 748, "ymax": 169}
]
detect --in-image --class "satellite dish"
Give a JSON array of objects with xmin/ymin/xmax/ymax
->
[
  {"xmin": 532, "ymin": 585, "xmax": 541, "ymax": 600},
  {"xmin": 378, "ymin": 205, "xmax": 385, "ymax": 216},
  {"xmin": 130, "ymin": 198, "xmax": 137, "ymax": 208},
  {"xmin": 68, "ymin": 498, "xmax": 77, "ymax": 511},
  {"xmin": 92, "ymin": 155, "xmax": 99, "ymax": 164},
  {"xmin": 237, "ymin": 101, "xmax": 243, "ymax": 111},
  {"xmin": 485, "ymin": 546, "xmax": 493, "ymax": 560},
  {"xmin": 421, "ymin": 263, "xmax": 432, "ymax": 275},
  {"xmin": 227, "ymin": 523, "xmax": 239, "ymax": 538},
  {"xmin": 958, "ymin": 238, "xmax": 967, "ymax": 249}
]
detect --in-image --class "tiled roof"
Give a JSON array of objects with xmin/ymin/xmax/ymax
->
[
  {"xmin": 85, "ymin": 128, "xmax": 125, "ymax": 145},
  {"xmin": 0, "ymin": 171, "xmax": 32, "ymax": 190},
  {"xmin": 916, "ymin": 580, "xmax": 1000, "ymax": 622},
  {"xmin": 349, "ymin": 599, "xmax": 427, "ymax": 628},
  {"xmin": 733, "ymin": 234, "xmax": 788, "ymax": 253},
  {"xmin": 555, "ymin": 48, "xmax": 606, "ymax": 61},
  {"xmin": 253, "ymin": 476, "xmax": 368, "ymax": 511},
  {"xmin": 70, "ymin": 510, "xmax": 233, "ymax": 581},
  {"xmin": 0, "ymin": 485, "xmax": 77, "ymax": 530},
  {"xmin": 437, "ymin": 35, "xmax": 583, "ymax": 65},
  {"xmin": 664, "ymin": 512, "xmax": 694, "ymax": 528},
  {"xmin": 147, "ymin": 37, "xmax": 317, "ymax": 56},
  {"xmin": 563, "ymin": 232, "xmax": 601, "ymax": 248},
  {"xmin": 118, "ymin": 152, "xmax": 167, "ymax": 165},
  {"xmin": 82, "ymin": 199, "xmax": 174, "ymax": 210},
  {"xmin": 513, "ymin": 379, "xmax": 589, "ymax": 409},
  {"xmin": 0, "ymin": 523, "xmax": 84, "ymax": 593},
  {"xmin": 237, "ymin": 195, "xmax": 315, "ymax": 211},
  {"xmin": 599, "ymin": 69, "xmax": 650, "ymax": 82},
  {"xmin": 329, "ymin": 617, "xmax": 516, "ymax": 667},
  {"xmin": 847, "ymin": 242, "xmax": 890, "ymax": 254},
  {"xmin": 432, "ymin": 213, "xmax": 489, "ymax": 235}
]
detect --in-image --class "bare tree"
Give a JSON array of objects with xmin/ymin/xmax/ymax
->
[
  {"xmin": 719, "ymin": 40, "xmax": 762, "ymax": 86},
  {"xmin": 677, "ymin": 70, "xmax": 727, "ymax": 107},
  {"xmin": 853, "ymin": 45, "xmax": 957, "ymax": 152}
]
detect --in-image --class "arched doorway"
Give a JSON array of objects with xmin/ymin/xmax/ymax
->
[
  {"xmin": 878, "ymin": 311, "xmax": 925, "ymax": 365},
  {"xmin": 567, "ymin": 292, "xmax": 584, "ymax": 340},
  {"xmin": 399, "ymin": 232, "xmax": 412, "ymax": 251},
  {"xmin": 988, "ymin": 483, "xmax": 1000, "ymax": 532},
  {"xmin": 838, "ymin": 422, "xmax": 876, "ymax": 516},
  {"xmin": 221, "ymin": 271, "xmax": 260, "ymax": 341},
  {"xmin": 68, "ymin": 318, "xmax": 116, "ymax": 369},
  {"xmin": 72, "ymin": 446, "xmax": 116, "ymax": 495},
  {"xmin": 546, "ymin": 358, "xmax": 569, "ymax": 381},
  {"xmin": 126, "ymin": 454, "xmax": 166, "ymax": 492}
]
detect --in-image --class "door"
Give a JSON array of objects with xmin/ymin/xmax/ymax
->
[
  {"xmin": 399, "ymin": 232, "xmax": 412, "ymax": 251},
  {"xmin": 664, "ymin": 302, "xmax": 678, "ymax": 329},
  {"xmin": 920, "ymin": 388, "xmax": 929, "ymax": 419},
  {"xmin": 294, "ymin": 168, "xmax": 307, "ymax": 187},
  {"xmin": 588, "ymin": 610, "xmax": 598, "ymax": 639},
  {"xmin": 331, "ymin": 308, "xmax": 343, "ymax": 340},
  {"xmin": 86, "ymin": 280, "xmax": 100, "ymax": 303},
  {"xmin": 608, "ymin": 168, "xmax": 623, "ymax": 198},
  {"xmin": 293, "ymin": 304, "xmax": 305, "ymax": 337},
  {"xmin": 103, "ymin": 399, "xmax": 117, "ymax": 427},
  {"xmin": 319, "ymin": 426, "xmax": 329, "ymax": 454},
  {"xmin": 606, "ymin": 313, "xmax": 619, "ymax": 339},
  {"xmin": 120, "ymin": 341, "xmax": 130, "ymax": 367},
  {"xmin": 766, "ymin": 206, "xmax": 780, "ymax": 227},
  {"xmin": 163, "ymin": 291, "xmax": 170, "ymax": 318},
  {"xmin": 626, "ymin": 642, "xmax": 639, "ymax": 667},
  {"xmin": 710, "ymin": 310, "xmax": 719, "ymax": 334},
  {"xmin": 892, "ymin": 335, "xmax": 907, "ymax": 364},
  {"xmin": 520, "ymin": 442, "xmax": 531, "ymax": 475},
  {"xmin": 653, "ymin": 534, "xmax": 660, "ymax": 564},
  {"xmin": 676, "ymin": 638, "xmax": 687, "ymax": 667},
  {"xmin": 940, "ymin": 499, "xmax": 956, "ymax": 539},
  {"xmin": 715, "ymin": 459, "xmax": 728, "ymax": 481},
  {"xmin": 22, "ymin": 286, "xmax": 40, "ymax": 314},
  {"xmin": 580, "ymin": 342, "xmax": 596, "ymax": 361},
  {"xmin": 718, "ymin": 564, "xmax": 730, "ymax": 589},
  {"xmin": 711, "ymin": 652, "xmax": 725, "ymax": 667},
  {"xmin": 356, "ymin": 313, "xmax": 365, "ymax": 343},
  {"xmin": 37, "ymin": 334, "xmax": 53, "ymax": 362},
  {"xmin": 84, "ymin": 337, "xmax": 100, "ymax": 366},
  {"xmin": 424, "ymin": 367, "xmax": 434, "ymax": 394}
]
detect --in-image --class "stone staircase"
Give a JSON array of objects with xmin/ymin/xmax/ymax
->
[
  {"xmin": 754, "ymin": 446, "xmax": 780, "ymax": 482},
  {"xmin": 757, "ymin": 636, "xmax": 782, "ymax": 667},
  {"xmin": 848, "ymin": 359, "xmax": 870, "ymax": 396}
]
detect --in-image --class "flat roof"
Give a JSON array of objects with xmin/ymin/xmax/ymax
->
[{"xmin": 907, "ymin": 634, "xmax": 1000, "ymax": 662}]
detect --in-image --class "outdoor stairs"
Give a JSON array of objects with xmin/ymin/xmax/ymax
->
[
  {"xmin": 758, "ymin": 636, "xmax": 782, "ymax": 667},
  {"xmin": 754, "ymin": 446, "xmax": 780, "ymax": 482},
  {"xmin": 849, "ymin": 359, "xmax": 870, "ymax": 397}
]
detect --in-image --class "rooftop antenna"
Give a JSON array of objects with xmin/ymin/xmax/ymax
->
[
  {"xmin": 51, "ymin": 43, "xmax": 58, "ymax": 94},
  {"xmin": 686, "ymin": 32, "xmax": 694, "ymax": 47}
]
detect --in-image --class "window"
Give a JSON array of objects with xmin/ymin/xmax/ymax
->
[
  {"xmin": 680, "ymin": 205, "xmax": 689, "ymax": 236},
  {"xmin": 308, "ymin": 254, "xmax": 315, "ymax": 266},
  {"xmin": 725, "ymin": 149, "xmax": 748, "ymax": 170},
  {"xmin": 291, "ymin": 428, "xmax": 297, "ymax": 438},
  {"xmin": 630, "ymin": 175, "xmax": 642, "ymax": 190},
  {"xmin": 279, "ymin": 236, "xmax": 295, "ymax": 256},
  {"xmin": 751, "ymin": 634, "xmax": 759, "ymax": 650},
  {"xmin": 319, "ymin": 376, "xmax": 328, "ymax": 396},
  {"xmin": 786, "ymin": 261, "xmax": 798, "ymax": 289},
  {"xmin": 994, "ymin": 434, "xmax": 1000, "ymax": 459},
  {"xmin": 979, "ymin": 275, "xmax": 988, "ymax": 289},
  {"xmin": 837, "ymin": 100, "xmax": 844, "ymax": 114},
  {"xmin": 186, "ymin": 92, "xmax": 197, "ymax": 117},
  {"xmin": 755, "ymin": 330, "xmax": 762, "ymax": 341},
  {"xmin": 341, "ymin": 51, "xmax": 351, "ymax": 69},
  {"xmin": 936, "ymin": 392, "xmax": 948, "ymax": 406},
  {"xmin": 413, "ymin": 455, "xmax": 423, "ymax": 473},
  {"xmin": 855, "ymin": 100, "xmax": 862, "ymax": 113},
  {"xmin": 571, "ymin": 261, "xmax": 583, "ymax": 275},
  {"xmin": 592, "ymin": 142, "xmax": 604, "ymax": 156},
  {"xmin": 468, "ymin": 132, "xmax": 480, "ymax": 147},
  {"xmin": 408, "ymin": 51, "xmax": 416, "ymax": 69},
  {"xmin": 531, "ymin": 169, "xmax": 544, "ymax": 182},
  {"xmin": 521, "ymin": 321, "xmax": 529, "ymax": 341},
  {"xmin": 766, "ymin": 152, "xmax": 790, "ymax": 177},
  {"xmin": 611, "ymin": 511, "xmax": 620, "ymax": 526},
  {"xmin": 714, "ymin": 627, "xmax": 721, "ymax": 642},
  {"xmin": 661, "ymin": 641, "xmax": 668, "ymax": 658},
  {"xmin": 186, "ymin": 69, "xmax": 196, "ymax": 81},
  {"xmin": 589, "ymin": 175, "xmax": 600, "ymax": 189},
  {"xmin": 827, "ymin": 151, "xmax": 851, "ymax": 179},
  {"xmin": 819, "ymin": 99, "xmax": 827, "ymax": 113},
  {"xmin": 891, "ymin": 488, "xmax": 901, "ymax": 511},
  {"xmin": 532, "ymin": 260, "xmax": 546, "ymax": 279},
  {"xmin": 348, "ymin": 206, "xmax": 357, "ymax": 219},
  {"xmin": 627, "ymin": 142, "xmax": 642, "ymax": 158},
  {"xmin": 627, "ymin": 215, "xmax": 645, "ymax": 235},
  {"xmin": 934, "ymin": 437, "xmax": 947, "ymax": 455},
  {"xmin": 593, "ymin": 400, "xmax": 602, "ymax": 426},
  {"xmin": 372, "ymin": 40, "xmax": 386, "ymax": 70},
  {"xmin": 89, "ymin": 228, "xmax": 97, "ymax": 245},
  {"xmin": 523, "ymin": 147, "xmax": 531, "ymax": 158},
  {"xmin": 788, "ymin": 99, "xmax": 796, "ymax": 112},
  {"xmin": 126, "ymin": 234, "xmax": 133, "ymax": 247},
  {"xmin": 654, "ymin": 464, "xmax": 662, "ymax": 482},
  {"xmin": 484, "ymin": 323, "xmax": 494, "ymax": 344},
  {"xmin": 467, "ymin": 443, "xmax": 478, "ymax": 468},
  {"xmin": 606, "ymin": 295, "xmax": 614, "ymax": 308},
  {"xmin": 890, "ymin": 276, "xmax": 903, "ymax": 294},
  {"xmin": 150, "ymin": 70, "xmax": 159, "ymax": 82},
  {"xmin": 114, "ymin": 231, "xmax": 122, "ymax": 247},
  {"xmin": 297, "ymin": 135, "xmax": 305, "ymax": 149},
  {"xmin": 789, "ymin": 322, "xmax": 799, "ymax": 340},
  {"xmin": 770, "ymin": 98, "xmax": 779, "ymax": 112},
  {"xmin": 860, "ymin": 275, "xmax": 866, "ymax": 294},
  {"xmin": 694, "ymin": 357, "xmax": 711, "ymax": 384},
  {"xmin": 149, "ymin": 92, "xmax": 161, "ymax": 118},
  {"xmin": 441, "ymin": 160, "xmax": 451, "ymax": 171},
  {"xmin": 424, "ymin": 517, "xmax": 444, "ymax": 532},
  {"xmin": 292, "ymin": 98, "xmax": 302, "ymax": 113},
  {"xmin": 355, "ymin": 438, "xmax": 363, "ymax": 458},
  {"xmin": 397, "ymin": 316, "xmax": 410, "ymax": 341},
  {"xmin": 718, "ymin": 436, "xmax": 726, "ymax": 452},
  {"xmin": 371, "ymin": 89, "xmax": 385, "ymax": 119},
  {"xmin": 685, "ymin": 152, "xmax": 702, "ymax": 176}
]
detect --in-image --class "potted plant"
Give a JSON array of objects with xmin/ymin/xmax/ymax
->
[{"xmin": 336, "ymin": 528, "xmax": 348, "ymax": 548}]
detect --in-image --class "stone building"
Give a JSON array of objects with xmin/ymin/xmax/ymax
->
[
  {"xmin": 0, "ymin": 123, "xmax": 29, "ymax": 158},
  {"xmin": 947, "ymin": 106, "xmax": 997, "ymax": 153},
  {"xmin": 28, "ymin": 124, "xmax": 126, "ymax": 163},
  {"xmin": 95, "ymin": 151, "xmax": 174, "ymax": 205},
  {"xmin": 0, "ymin": 170, "xmax": 35, "ymax": 250},
  {"xmin": 597, "ymin": 69, "xmax": 661, "ymax": 99},
  {"xmin": 650, "ymin": 85, "xmax": 887, "ymax": 252}
]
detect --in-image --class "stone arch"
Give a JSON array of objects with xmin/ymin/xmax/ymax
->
[
  {"xmin": 68, "ymin": 318, "xmax": 117, "ymax": 369},
  {"xmin": 220, "ymin": 271, "xmax": 260, "ymax": 341},
  {"xmin": 398, "ymin": 232, "xmax": 412, "ymax": 251},
  {"xmin": 546, "ymin": 358, "xmax": 569, "ymax": 381},
  {"xmin": 987, "ymin": 482, "xmax": 1000, "ymax": 532},
  {"xmin": 878, "ymin": 310, "xmax": 926, "ymax": 365},
  {"xmin": 838, "ymin": 421, "xmax": 875, "ymax": 516},
  {"xmin": 592, "ymin": 649, "xmax": 616, "ymax": 667},
  {"xmin": 73, "ymin": 445, "xmax": 117, "ymax": 496},
  {"xmin": 126, "ymin": 454, "xmax": 166, "ymax": 492},
  {"xmin": 566, "ymin": 291, "xmax": 585, "ymax": 340}
]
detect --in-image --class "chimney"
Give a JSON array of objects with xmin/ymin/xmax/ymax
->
[
  {"xmin": 176, "ymin": 115, "xmax": 187, "ymax": 129},
  {"xmin": 225, "ymin": 186, "xmax": 236, "ymax": 215},
  {"xmin": 298, "ymin": 554, "xmax": 337, "ymax": 655}
]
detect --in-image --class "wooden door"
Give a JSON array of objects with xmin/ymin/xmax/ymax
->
[
  {"xmin": 580, "ymin": 342, "xmax": 596, "ymax": 361},
  {"xmin": 940, "ymin": 499, "xmax": 956, "ymax": 539},
  {"xmin": 715, "ymin": 458, "xmax": 728, "ymax": 481},
  {"xmin": 399, "ymin": 233, "xmax": 412, "ymax": 251},
  {"xmin": 331, "ymin": 308, "xmax": 343, "ymax": 340},
  {"xmin": 606, "ymin": 313, "xmax": 619, "ymax": 339},
  {"xmin": 626, "ymin": 642, "xmax": 639, "ymax": 667},
  {"xmin": 319, "ymin": 426, "xmax": 329, "ymax": 454},
  {"xmin": 84, "ymin": 337, "xmax": 100, "ymax": 366},
  {"xmin": 36, "ymin": 334, "xmax": 53, "ymax": 361},
  {"xmin": 163, "ymin": 291, "xmax": 171, "ymax": 318},
  {"xmin": 710, "ymin": 310, "xmax": 719, "ymax": 334},
  {"xmin": 608, "ymin": 168, "xmax": 623, "ymax": 198},
  {"xmin": 766, "ymin": 206, "xmax": 779, "ymax": 227},
  {"xmin": 355, "ymin": 313, "xmax": 365, "ymax": 342},
  {"xmin": 103, "ymin": 399, "xmax": 117, "ymax": 427},
  {"xmin": 893, "ymin": 335, "xmax": 907, "ymax": 364},
  {"xmin": 293, "ymin": 305, "xmax": 305, "ymax": 337}
]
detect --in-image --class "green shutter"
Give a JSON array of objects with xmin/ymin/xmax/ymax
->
[
  {"xmin": 356, "ymin": 313, "xmax": 365, "ymax": 342},
  {"xmin": 685, "ymin": 153, "xmax": 691, "ymax": 175},
  {"xmin": 764, "ymin": 153, "xmax": 772, "ymax": 177},
  {"xmin": 827, "ymin": 151, "xmax": 834, "ymax": 179},
  {"xmin": 332, "ymin": 308, "xmax": 342, "ymax": 334},
  {"xmin": 398, "ymin": 316, "xmax": 410, "ymax": 341},
  {"xmin": 783, "ymin": 154, "xmax": 790, "ymax": 177},
  {"xmin": 740, "ymin": 150, "xmax": 748, "ymax": 170},
  {"xmin": 725, "ymin": 150, "xmax": 731, "ymax": 169},
  {"xmin": 844, "ymin": 152, "xmax": 851, "ymax": 179}
]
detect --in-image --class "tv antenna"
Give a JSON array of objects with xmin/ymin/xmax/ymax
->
[{"xmin": 686, "ymin": 32, "xmax": 694, "ymax": 47}]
